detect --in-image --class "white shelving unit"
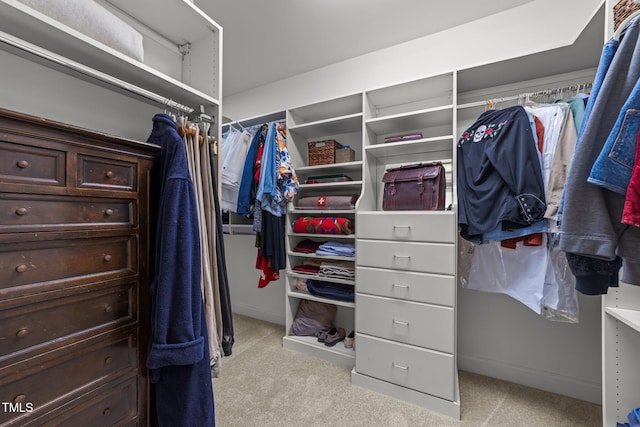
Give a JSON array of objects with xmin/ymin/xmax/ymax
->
[
  {"xmin": 351, "ymin": 71, "xmax": 460, "ymax": 419},
  {"xmin": 283, "ymin": 93, "xmax": 363, "ymax": 369},
  {"xmin": 603, "ymin": 283, "xmax": 640, "ymax": 426}
]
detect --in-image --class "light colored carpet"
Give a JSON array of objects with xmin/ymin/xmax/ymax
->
[{"xmin": 213, "ymin": 314, "xmax": 602, "ymax": 427}]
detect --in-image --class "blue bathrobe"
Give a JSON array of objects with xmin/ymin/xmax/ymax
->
[{"xmin": 147, "ymin": 114, "xmax": 215, "ymax": 426}]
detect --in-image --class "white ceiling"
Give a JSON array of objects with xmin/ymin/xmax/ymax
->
[{"xmin": 197, "ymin": 0, "xmax": 534, "ymax": 98}]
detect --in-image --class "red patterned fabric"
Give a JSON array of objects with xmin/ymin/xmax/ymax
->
[
  {"xmin": 292, "ymin": 217, "xmax": 354, "ymax": 235},
  {"xmin": 622, "ymin": 131, "xmax": 640, "ymax": 227}
]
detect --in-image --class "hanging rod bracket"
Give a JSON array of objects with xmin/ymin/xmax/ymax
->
[{"xmin": 178, "ymin": 42, "xmax": 192, "ymax": 56}]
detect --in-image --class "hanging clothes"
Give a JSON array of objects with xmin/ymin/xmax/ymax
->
[
  {"xmin": 146, "ymin": 113, "xmax": 215, "ymax": 427},
  {"xmin": 559, "ymin": 16, "xmax": 640, "ymax": 293}
]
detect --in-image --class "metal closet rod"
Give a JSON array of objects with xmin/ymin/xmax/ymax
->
[
  {"xmin": 457, "ymin": 82, "xmax": 593, "ymax": 110},
  {"xmin": 0, "ymin": 30, "xmax": 194, "ymax": 114}
]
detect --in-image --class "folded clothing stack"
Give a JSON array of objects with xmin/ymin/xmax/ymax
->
[
  {"xmin": 296, "ymin": 195, "xmax": 358, "ymax": 210},
  {"xmin": 316, "ymin": 241, "xmax": 355, "ymax": 257},
  {"xmin": 383, "ymin": 132, "xmax": 423, "ymax": 143},
  {"xmin": 318, "ymin": 260, "xmax": 355, "ymax": 280},
  {"xmin": 292, "ymin": 217, "xmax": 354, "ymax": 235}
]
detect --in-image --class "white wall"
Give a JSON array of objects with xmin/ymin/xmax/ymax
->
[{"xmin": 221, "ymin": 0, "xmax": 606, "ymax": 404}]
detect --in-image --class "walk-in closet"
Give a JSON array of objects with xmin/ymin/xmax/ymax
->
[{"xmin": 1, "ymin": 0, "xmax": 638, "ymax": 426}]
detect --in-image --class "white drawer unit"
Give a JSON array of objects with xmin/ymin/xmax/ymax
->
[
  {"xmin": 357, "ymin": 240, "xmax": 455, "ymax": 275},
  {"xmin": 357, "ymin": 266, "xmax": 455, "ymax": 306},
  {"xmin": 351, "ymin": 71, "xmax": 459, "ymax": 420},
  {"xmin": 356, "ymin": 294, "xmax": 454, "ymax": 353},
  {"xmin": 355, "ymin": 334, "xmax": 455, "ymax": 401},
  {"xmin": 356, "ymin": 211, "xmax": 455, "ymax": 243}
]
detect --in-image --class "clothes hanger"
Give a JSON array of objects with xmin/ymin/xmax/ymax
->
[{"xmin": 614, "ymin": 8, "xmax": 640, "ymax": 41}]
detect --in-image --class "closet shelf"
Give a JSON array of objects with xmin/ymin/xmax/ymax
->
[
  {"xmin": 287, "ymin": 251, "xmax": 355, "ymax": 262},
  {"xmin": 298, "ymin": 181, "xmax": 363, "ymax": 191},
  {"xmin": 295, "ymin": 161, "xmax": 363, "ymax": 175},
  {"xmin": 605, "ymin": 307, "xmax": 640, "ymax": 333},
  {"xmin": 287, "ymin": 271, "xmax": 355, "ymax": 287},
  {"xmin": 365, "ymin": 105, "xmax": 453, "ymax": 136},
  {"xmin": 287, "ymin": 289, "xmax": 355, "ymax": 308},
  {"xmin": 365, "ymin": 137, "xmax": 454, "ymax": 159},
  {"xmin": 282, "ymin": 336, "xmax": 355, "ymax": 368},
  {"xmin": 288, "ymin": 113, "xmax": 363, "ymax": 139},
  {"xmin": 291, "ymin": 232, "xmax": 355, "ymax": 240},
  {"xmin": 288, "ymin": 209, "xmax": 356, "ymax": 215},
  {"xmin": 0, "ymin": 0, "xmax": 221, "ymax": 110}
]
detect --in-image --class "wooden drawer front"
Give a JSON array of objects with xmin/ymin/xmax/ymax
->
[
  {"xmin": 51, "ymin": 376, "xmax": 137, "ymax": 427},
  {"xmin": 357, "ymin": 266, "xmax": 454, "ymax": 306},
  {"xmin": 0, "ymin": 236, "xmax": 136, "ymax": 292},
  {"xmin": 0, "ymin": 284, "xmax": 133, "ymax": 361},
  {"xmin": 0, "ymin": 332, "xmax": 135, "ymax": 425},
  {"xmin": 0, "ymin": 195, "xmax": 135, "ymax": 233},
  {"xmin": 356, "ymin": 212, "xmax": 455, "ymax": 243},
  {"xmin": 355, "ymin": 334, "xmax": 455, "ymax": 401},
  {"xmin": 0, "ymin": 141, "xmax": 65, "ymax": 188},
  {"xmin": 78, "ymin": 155, "xmax": 137, "ymax": 192},
  {"xmin": 357, "ymin": 294, "xmax": 454, "ymax": 353},
  {"xmin": 357, "ymin": 240, "xmax": 455, "ymax": 275}
]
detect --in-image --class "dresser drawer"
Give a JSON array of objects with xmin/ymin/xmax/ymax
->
[
  {"xmin": 77, "ymin": 154, "xmax": 137, "ymax": 192},
  {"xmin": 0, "ymin": 194, "xmax": 135, "ymax": 233},
  {"xmin": 356, "ymin": 211, "xmax": 455, "ymax": 243},
  {"xmin": 0, "ymin": 236, "xmax": 136, "ymax": 294},
  {"xmin": 47, "ymin": 376, "xmax": 137, "ymax": 427},
  {"xmin": 0, "ymin": 140, "xmax": 66, "ymax": 188},
  {"xmin": 355, "ymin": 334, "xmax": 455, "ymax": 401},
  {"xmin": 357, "ymin": 294, "xmax": 454, "ymax": 353},
  {"xmin": 357, "ymin": 240, "xmax": 455, "ymax": 275},
  {"xmin": 0, "ymin": 329, "xmax": 135, "ymax": 425},
  {"xmin": 0, "ymin": 283, "xmax": 134, "ymax": 363},
  {"xmin": 357, "ymin": 266, "xmax": 454, "ymax": 306}
]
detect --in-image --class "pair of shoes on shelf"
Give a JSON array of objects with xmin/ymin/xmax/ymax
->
[
  {"xmin": 344, "ymin": 330, "xmax": 355, "ymax": 349},
  {"xmin": 324, "ymin": 327, "xmax": 346, "ymax": 347},
  {"xmin": 317, "ymin": 327, "xmax": 333, "ymax": 343}
]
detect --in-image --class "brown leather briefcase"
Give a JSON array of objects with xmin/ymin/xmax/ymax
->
[{"xmin": 382, "ymin": 162, "xmax": 446, "ymax": 210}]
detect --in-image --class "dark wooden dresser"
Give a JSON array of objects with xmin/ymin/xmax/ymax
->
[{"xmin": 0, "ymin": 109, "xmax": 159, "ymax": 426}]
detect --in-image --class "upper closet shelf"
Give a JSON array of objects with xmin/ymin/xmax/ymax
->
[
  {"xmin": 0, "ymin": 0, "xmax": 221, "ymax": 110},
  {"xmin": 365, "ymin": 106, "xmax": 453, "ymax": 136},
  {"xmin": 288, "ymin": 113, "xmax": 363, "ymax": 140},
  {"xmin": 605, "ymin": 307, "xmax": 640, "ymax": 333}
]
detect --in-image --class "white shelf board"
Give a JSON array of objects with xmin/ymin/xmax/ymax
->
[
  {"xmin": 298, "ymin": 181, "xmax": 363, "ymax": 191},
  {"xmin": 287, "ymin": 271, "xmax": 355, "ymax": 288},
  {"xmin": 366, "ymin": 106, "xmax": 453, "ymax": 136},
  {"xmin": 283, "ymin": 335, "xmax": 355, "ymax": 369},
  {"xmin": 288, "ymin": 93, "xmax": 362, "ymax": 126},
  {"xmin": 289, "ymin": 209, "xmax": 356, "ymax": 215},
  {"xmin": 295, "ymin": 161, "xmax": 363, "ymax": 175},
  {"xmin": 0, "ymin": 0, "xmax": 220, "ymax": 109},
  {"xmin": 287, "ymin": 289, "xmax": 355, "ymax": 308},
  {"xmin": 605, "ymin": 307, "xmax": 640, "ymax": 333},
  {"xmin": 291, "ymin": 233, "xmax": 355, "ymax": 240},
  {"xmin": 288, "ymin": 113, "xmax": 363, "ymax": 140},
  {"xmin": 287, "ymin": 251, "xmax": 355, "ymax": 262},
  {"xmin": 365, "ymin": 136, "xmax": 454, "ymax": 159}
]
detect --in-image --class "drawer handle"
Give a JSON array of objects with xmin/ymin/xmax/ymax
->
[
  {"xmin": 16, "ymin": 160, "xmax": 30, "ymax": 169},
  {"xmin": 392, "ymin": 319, "xmax": 410, "ymax": 326},
  {"xmin": 103, "ymin": 407, "xmax": 111, "ymax": 416},
  {"xmin": 15, "ymin": 264, "xmax": 28, "ymax": 273},
  {"xmin": 391, "ymin": 284, "xmax": 409, "ymax": 289},
  {"xmin": 16, "ymin": 328, "xmax": 29, "ymax": 338},
  {"xmin": 13, "ymin": 394, "xmax": 27, "ymax": 404},
  {"xmin": 103, "ymin": 254, "xmax": 113, "ymax": 262},
  {"xmin": 104, "ymin": 208, "xmax": 114, "ymax": 216},
  {"xmin": 393, "ymin": 255, "xmax": 411, "ymax": 259},
  {"xmin": 105, "ymin": 170, "xmax": 114, "ymax": 179},
  {"xmin": 393, "ymin": 225, "xmax": 411, "ymax": 229},
  {"xmin": 104, "ymin": 305, "xmax": 113, "ymax": 313},
  {"xmin": 391, "ymin": 362, "xmax": 409, "ymax": 371},
  {"xmin": 104, "ymin": 356, "xmax": 112, "ymax": 365},
  {"xmin": 15, "ymin": 207, "xmax": 28, "ymax": 216}
]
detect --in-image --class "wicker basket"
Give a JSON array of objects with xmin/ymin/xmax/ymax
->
[
  {"xmin": 614, "ymin": 0, "xmax": 640, "ymax": 30},
  {"xmin": 307, "ymin": 140, "xmax": 343, "ymax": 166}
]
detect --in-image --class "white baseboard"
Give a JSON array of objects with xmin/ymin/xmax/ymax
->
[{"xmin": 457, "ymin": 353, "xmax": 601, "ymax": 405}]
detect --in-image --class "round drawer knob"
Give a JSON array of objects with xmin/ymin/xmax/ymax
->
[
  {"xmin": 103, "ymin": 254, "xmax": 112, "ymax": 262},
  {"xmin": 16, "ymin": 328, "xmax": 29, "ymax": 338},
  {"xmin": 105, "ymin": 170, "xmax": 114, "ymax": 178},
  {"xmin": 13, "ymin": 394, "xmax": 26, "ymax": 404},
  {"xmin": 16, "ymin": 160, "xmax": 30, "ymax": 169},
  {"xmin": 104, "ymin": 356, "xmax": 112, "ymax": 365},
  {"xmin": 15, "ymin": 264, "xmax": 28, "ymax": 273},
  {"xmin": 104, "ymin": 209, "xmax": 114, "ymax": 216},
  {"xmin": 102, "ymin": 407, "xmax": 111, "ymax": 416},
  {"xmin": 15, "ymin": 207, "xmax": 28, "ymax": 216},
  {"xmin": 104, "ymin": 305, "xmax": 113, "ymax": 313}
]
